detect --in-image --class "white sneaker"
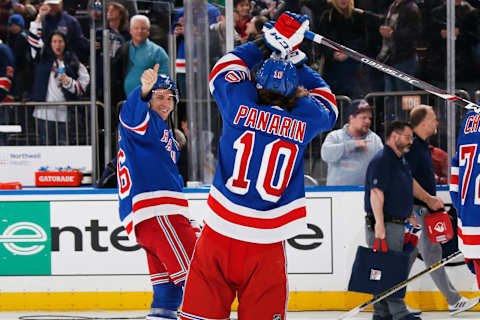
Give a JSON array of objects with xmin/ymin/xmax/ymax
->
[{"xmin": 448, "ymin": 296, "xmax": 480, "ymax": 316}]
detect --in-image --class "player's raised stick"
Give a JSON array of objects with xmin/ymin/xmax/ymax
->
[
  {"xmin": 337, "ymin": 250, "xmax": 463, "ymax": 320},
  {"xmin": 303, "ymin": 30, "xmax": 479, "ymax": 112}
]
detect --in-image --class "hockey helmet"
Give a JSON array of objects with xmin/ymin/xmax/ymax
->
[
  {"xmin": 255, "ymin": 58, "xmax": 298, "ymax": 97},
  {"xmin": 152, "ymin": 74, "xmax": 179, "ymax": 106}
]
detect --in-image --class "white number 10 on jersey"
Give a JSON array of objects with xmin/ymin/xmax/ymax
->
[{"xmin": 226, "ymin": 130, "xmax": 299, "ymax": 203}]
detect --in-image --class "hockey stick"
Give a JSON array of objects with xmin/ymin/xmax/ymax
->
[
  {"xmin": 303, "ymin": 30, "xmax": 479, "ymax": 112},
  {"xmin": 336, "ymin": 250, "xmax": 463, "ymax": 320}
]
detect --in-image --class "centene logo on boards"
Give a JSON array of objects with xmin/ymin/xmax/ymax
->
[{"xmin": 0, "ymin": 222, "xmax": 47, "ymax": 255}]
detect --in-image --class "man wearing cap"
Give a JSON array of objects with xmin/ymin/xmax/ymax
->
[
  {"xmin": 27, "ymin": 0, "xmax": 87, "ymax": 62},
  {"xmin": 321, "ymin": 99, "xmax": 383, "ymax": 185},
  {"xmin": 7, "ymin": 14, "xmax": 30, "ymax": 100}
]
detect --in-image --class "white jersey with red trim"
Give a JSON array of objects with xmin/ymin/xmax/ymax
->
[
  {"xmin": 450, "ymin": 110, "xmax": 480, "ymax": 258},
  {"xmin": 117, "ymin": 87, "xmax": 189, "ymax": 237},
  {"xmin": 207, "ymin": 42, "xmax": 338, "ymax": 244}
]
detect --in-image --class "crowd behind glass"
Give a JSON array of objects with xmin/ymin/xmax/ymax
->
[{"xmin": 0, "ymin": 0, "xmax": 479, "ymax": 186}]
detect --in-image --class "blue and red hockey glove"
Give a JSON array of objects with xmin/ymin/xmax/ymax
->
[
  {"xmin": 403, "ymin": 222, "xmax": 422, "ymax": 253},
  {"xmin": 263, "ymin": 11, "xmax": 309, "ymax": 59}
]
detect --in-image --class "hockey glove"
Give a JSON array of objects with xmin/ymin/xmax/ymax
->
[
  {"xmin": 263, "ymin": 11, "xmax": 309, "ymax": 59},
  {"xmin": 287, "ymin": 49, "xmax": 307, "ymax": 67},
  {"xmin": 403, "ymin": 223, "xmax": 421, "ymax": 253}
]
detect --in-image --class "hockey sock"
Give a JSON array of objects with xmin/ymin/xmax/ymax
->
[
  {"xmin": 151, "ymin": 282, "xmax": 183, "ymax": 312},
  {"xmin": 473, "ymin": 259, "xmax": 480, "ymax": 289}
]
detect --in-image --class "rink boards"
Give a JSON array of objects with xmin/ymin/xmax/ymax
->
[{"xmin": 0, "ymin": 187, "xmax": 478, "ymax": 311}]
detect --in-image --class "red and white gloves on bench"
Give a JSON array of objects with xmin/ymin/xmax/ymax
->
[{"xmin": 263, "ymin": 11, "xmax": 309, "ymax": 66}]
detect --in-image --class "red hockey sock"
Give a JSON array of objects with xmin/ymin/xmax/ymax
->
[{"xmin": 473, "ymin": 259, "xmax": 480, "ymax": 289}]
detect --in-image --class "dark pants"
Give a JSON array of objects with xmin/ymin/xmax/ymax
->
[
  {"xmin": 365, "ymin": 222, "xmax": 417, "ymax": 320},
  {"xmin": 36, "ymin": 119, "xmax": 67, "ymax": 145}
]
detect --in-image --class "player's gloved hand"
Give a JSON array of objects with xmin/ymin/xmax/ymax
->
[
  {"xmin": 287, "ymin": 49, "xmax": 307, "ymax": 67},
  {"xmin": 189, "ymin": 219, "xmax": 203, "ymax": 238},
  {"xmin": 263, "ymin": 11, "xmax": 309, "ymax": 59}
]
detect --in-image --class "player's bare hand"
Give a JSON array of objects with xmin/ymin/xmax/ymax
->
[
  {"xmin": 174, "ymin": 24, "xmax": 184, "ymax": 37},
  {"xmin": 333, "ymin": 52, "xmax": 348, "ymax": 62},
  {"xmin": 141, "ymin": 64, "xmax": 159, "ymax": 98},
  {"xmin": 379, "ymin": 25, "xmax": 393, "ymax": 38},
  {"xmin": 59, "ymin": 73, "xmax": 71, "ymax": 87},
  {"xmin": 374, "ymin": 221, "xmax": 386, "ymax": 239},
  {"xmin": 441, "ymin": 28, "xmax": 459, "ymax": 39},
  {"xmin": 354, "ymin": 139, "xmax": 370, "ymax": 151},
  {"xmin": 38, "ymin": 3, "xmax": 50, "ymax": 20},
  {"xmin": 426, "ymin": 195, "xmax": 444, "ymax": 211},
  {"xmin": 408, "ymin": 215, "xmax": 421, "ymax": 229}
]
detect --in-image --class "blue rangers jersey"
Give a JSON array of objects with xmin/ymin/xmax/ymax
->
[
  {"xmin": 117, "ymin": 87, "xmax": 189, "ymax": 236},
  {"xmin": 450, "ymin": 110, "xmax": 480, "ymax": 258},
  {"xmin": 207, "ymin": 42, "xmax": 338, "ymax": 243}
]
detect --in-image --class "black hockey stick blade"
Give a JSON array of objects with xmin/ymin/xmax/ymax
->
[
  {"xmin": 304, "ymin": 31, "xmax": 479, "ymax": 112},
  {"xmin": 336, "ymin": 250, "xmax": 463, "ymax": 320}
]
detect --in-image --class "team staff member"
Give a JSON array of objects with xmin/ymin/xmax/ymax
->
[
  {"xmin": 364, "ymin": 121, "xmax": 419, "ymax": 320},
  {"xmin": 117, "ymin": 64, "xmax": 197, "ymax": 320},
  {"xmin": 405, "ymin": 105, "xmax": 479, "ymax": 315},
  {"xmin": 180, "ymin": 12, "xmax": 337, "ymax": 320}
]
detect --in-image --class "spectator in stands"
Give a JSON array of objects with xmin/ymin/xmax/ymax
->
[
  {"xmin": 377, "ymin": 0, "xmax": 422, "ymax": 92},
  {"xmin": 95, "ymin": 2, "xmax": 129, "ymax": 100},
  {"xmin": 0, "ymin": 0, "xmax": 14, "ymax": 42},
  {"xmin": 250, "ymin": 0, "xmax": 276, "ymax": 19},
  {"xmin": 142, "ymin": 0, "xmax": 172, "ymax": 50},
  {"xmin": 354, "ymin": 0, "xmax": 390, "ymax": 93},
  {"xmin": 0, "ymin": 41, "xmax": 14, "ymax": 146},
  {"xmin": 7, "ymin": 14, "xmax": 30, "ymax": 100},
  {"xmin": 316, "ymin": 0, "xmax": 383, "ymax": 98},
  {"xmin": 173, "ymin": 0, "xmax": 220, "ymax": 143},
  {"xmin": 209, "ymin": 14, "xmax": 242, "ymax": 62},
  {"xmin": 27, "ymin": 0, "xmax": 88, "ymax": 63},
  {"xmin": 31, "ymin": 30, "xmax": 90, "ymax": 145},
  {"xmin": 105, "ymin": 1, "xmax": 130, "ymax": 41},
  {"xmin": 112, "ymin": 15, "xmax": 168, "ymax": 104},
  {"xmin": 234, "ymin": 0, "xmax": 251, "ymax": 42},
  {"xmin": 245, "ymin": 14, "xmax": 268, "ymax": 42},
  {"xmin": 173, "ymin": 0, "xmax": 220, "ymax": 98},
  {"xmin": 321, "ymin": 99, "xmax": 383, "ymax": 186},
  {"xmin": 426, "ymin": 0, "xmax": 478, "ymax": 93},
  {"xmin": 0, "ymin": 41, "xmax": 14, "ymax": 103},
  {"xmin": 87, "ymin": 0, "xmax": 137, "ymax": 22},
  {"xmin": 210, "ymin": 11, "xmax": 267, "ymax": 58}
]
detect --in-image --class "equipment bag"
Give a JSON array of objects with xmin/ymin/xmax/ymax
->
[
  {"xmin": 424, "ymin": 210, "xmax": 454, "ymax": 244},
  {"xmin": 348, "ymin": 238, "xmax": 410, "ymax": 298}
]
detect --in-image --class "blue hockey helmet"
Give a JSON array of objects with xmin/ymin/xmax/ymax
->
[
  {"xmin": 255, "ymin": 58, "xmax": 298, "ymax": 97},
  {"xmin": 152, "ymin": 74, "xmax": 179, "ymax": 105}
]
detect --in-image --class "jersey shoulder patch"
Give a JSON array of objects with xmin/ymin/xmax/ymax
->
[{"xmin": 225, "ymin": 70, "xmax": 247, "ymax": 83}]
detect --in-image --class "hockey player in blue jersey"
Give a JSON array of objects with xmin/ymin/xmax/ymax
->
[
  {"xmin": 450, "ymin": 105, "xmax": 480, "ymax": 290},
  {"xmin": 180, "ymin": 12, "xmax": 338, "ymax": 320},
  {"xmin": 117, "ymin": 64, "xmax": 198, "ymax": 320}
]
